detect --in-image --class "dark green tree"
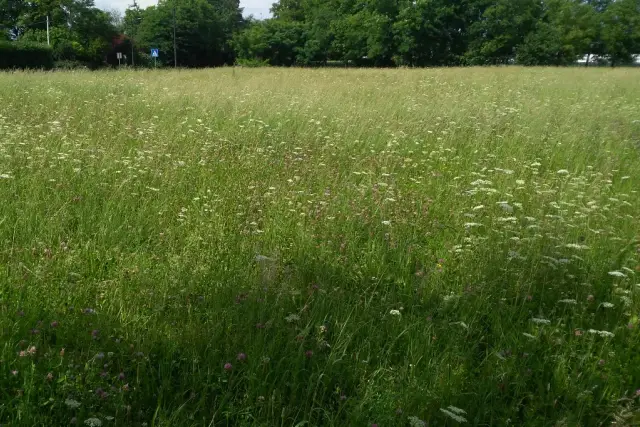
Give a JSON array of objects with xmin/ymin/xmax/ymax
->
[
  {"xmin": 601, "ymin": 0, "xmax": 640, "ymax": 66},
  {"xmin": 233, "ymin": 18, "xmax": 306, "ymax": 65}
]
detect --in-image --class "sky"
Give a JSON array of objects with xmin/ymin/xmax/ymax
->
[{"xmin": 94, "ymin": 0, "xmax": 272, "ymax": 19}]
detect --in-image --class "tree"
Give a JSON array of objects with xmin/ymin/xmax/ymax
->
[
  {"xmin": 135, "ymin": 0, "xmax": 241, "ymax": 67},
  {"xmin": 233, "ymin": 19, "xmax": 306, "ymax": 65},
  {"xmin": 465, "ymin": 0, "xmax": 543, "ymax": 65},
  {"xmin": 11, "ymin": 0, "xmax": 117, "ymax": 66},
  {"xmin": 601, "ymin": 0, "xmax": 640, "ymax": 66},
  {"xmin": 393, "ymin": 0, "xmax": 467, "ymax": 66}
]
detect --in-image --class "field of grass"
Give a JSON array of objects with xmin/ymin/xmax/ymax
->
[{"xmin": 1, "ymin": 67, "xmax": 639, "ymax": 426}]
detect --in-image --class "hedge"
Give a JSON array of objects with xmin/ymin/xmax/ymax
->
[{"xmin": 0, "ymin": 41, "xmax": 54, "ymax": 70}]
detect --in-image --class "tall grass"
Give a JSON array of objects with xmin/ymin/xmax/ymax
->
[{"xmin": 0, "ymin": 67, "xmax": 639, "ymax": 426}]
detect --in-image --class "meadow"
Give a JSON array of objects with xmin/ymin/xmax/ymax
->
[{"xmin": 0, "ymin": 67, "xmax": 639, "ymax": 426}]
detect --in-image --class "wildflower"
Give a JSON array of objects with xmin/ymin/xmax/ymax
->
[
  {"xmin": 340, "ymin": 394, "xmax": 347, "ymax": 401},
  {"xmin": 601, "ymin": 302, "xmax": 614, "ymax": 308},
  {"xmin": 557, "ymin": 169, "xmax": 570, "ymax": 175},
  {"xmin": 587, "ymin": 329, "xmax": 615, "ymax": 338},
  {"xmin": 531, "ymin": 317, "xmax": 551, "ymax": 325},
  {"xmin": 224, "ymin": 363, "xmax": 232, "ymax": 371},
  {"xmin": 60, "ymin": 348, "xmax": 65, "ymax": 357},
  {"xmin": 587, "ymin": 295, "xmax": 594, "ymax": 302},
  {"xmin": 91, "ymin": 329, "xmax": 99, "ymax": 338},
  {"xmin": 96, "ymin": 352, "xmax": 105, "ymax": 359},
  {"xmin": 389, "ymin": 309, "xmax": 401, "ymax": 316},
  {"xmin": 598, "ymin": 359, "xmax": 605, "ymax": 366},
  {"xmin": 84, "ymin": 418, "xmax": 102, "ymax": 427},
  {"xmin": 118, "ymin": 372, "xmax": 125, "ymax": 380},
  {"xmin": 46, "ymin": 372, "xmax": 53, "ymax": 381},
  {"xmin": 65, "ymin": 398, "xmax": 81, "ymax": 409},
  {"xmin": 408, "ymin": 415, "xmax": 428, "ymax": 427},
  {"xmin": 608, "ymin": 271, "xmax": 626, "ymax": 278},
  {"xmin": 285, "ymin": 314, "xmax": 300, "ymax": 323},
  {"xmin": 440, "ymin": 406, "xmax": 467, "ymax": 423},
  {"xmin": 574, "ymin": 329, "xmax": 582, "ymax": 336},
  {"xmin": 319, "ymin": 325, "xmax": 327, "ymax": 333},
  {"xmin": 50, "ymin": 321, "xmax": 59, "ymax": 328},
  {"xmin": 565, "ymin": 243, "xmax": 589, "ymax": 250},
  {"xmin": 237, "ymin": 352, "xmax": 247, "ymax": 361},
  {"xmin": 558, "ymin": 299, "xmax": 577, "ymax": 304},
  {"xmin": 305, "ymin": 350, "xmax": 313, "ymax": 359},
  {"xmin": 11, "ymin": 370, "xmax": 18, "ymax": 376}
]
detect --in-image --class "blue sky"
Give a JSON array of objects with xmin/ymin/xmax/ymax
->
[{"xmin": 95, "ymin": 0, "xmax": 272, "ymax": 19}]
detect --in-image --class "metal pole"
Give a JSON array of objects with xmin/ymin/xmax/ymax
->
[
  {"xmin": 46, "ymin": 16, "xmax": 50, "ymax": 46},
  {"xmin": 173, "ymin": 5, "xmax": 177, "ymax": 67}
]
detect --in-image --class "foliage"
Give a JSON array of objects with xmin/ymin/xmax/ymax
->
[
  {"xmin": 233, "ymin": 19, "xmax": 306, "ymax": 66},
  {"xmin": 134, "ymin": 0, "xmax": 239, "ymax": 67},
  {"xmin": 0, "ymin": 40, "xmax": 53, "ymax": 69},
  {"xmin": 1, "ymin": 67, "xmax": 640, "ymax": 425}
]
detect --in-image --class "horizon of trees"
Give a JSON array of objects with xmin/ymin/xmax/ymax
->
[{"xmin": 1, "ymin": 0, "xmax": 639, "ymax": 68}]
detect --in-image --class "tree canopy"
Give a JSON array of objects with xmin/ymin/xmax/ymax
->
[{"xmin": 1, "ymin": 0, "xmax": 639, "ymax": 68}]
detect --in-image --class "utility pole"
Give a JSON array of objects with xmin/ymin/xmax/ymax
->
[
  {"xmin": 46, "ymin": 16, "xmax": 50, "ymax": 46},
  {"xmin": 173, "ymin": 5, "xmax": 177, "ymax": 68}
]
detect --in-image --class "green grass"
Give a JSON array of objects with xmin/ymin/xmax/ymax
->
[{"xmin": 0, "ymin": 67, "xmax": 639, "ymax": 426}]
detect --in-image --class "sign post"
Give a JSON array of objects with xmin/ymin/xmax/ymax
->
[
  {"xmin": 116, "ymin": 52, "xmax": 122, "ymax": 66},
  {"xmin": 151, "ymin": 48, "xmax": 159, "ymax": 68}
]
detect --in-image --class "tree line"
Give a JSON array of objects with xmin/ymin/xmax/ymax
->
[{"xmin": 1, "ymin": 0, "xmax": 639, "ymax": 69}]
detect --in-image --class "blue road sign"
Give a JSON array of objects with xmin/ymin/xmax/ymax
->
[{"xmin": 151, "ymin": 48, "xmax": 159, "ymax": 58}]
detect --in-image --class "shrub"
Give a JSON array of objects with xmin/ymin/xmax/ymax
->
[
  {"xmin": 0, "ymin": 41, "xmax": 54, "ymax": 70},
  {"xmin": 235, "ymin": 57, "xmax": 270, "ymax": 67}
]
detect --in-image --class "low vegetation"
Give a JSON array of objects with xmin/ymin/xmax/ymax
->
[{"xmin": 0, "ymin": 68, "xmax": 639, "ymax": 426}]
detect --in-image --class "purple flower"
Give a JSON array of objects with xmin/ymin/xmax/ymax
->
[
  {"xmin": 119, "ymin": 372, "xmax": 126, "ymax": 380},
  {"xmin": 50, "ymin": 321, "xmax": 59, "ymax": 328},
  {"xmin": 224, "ymin": 363, "xmax": 232, "ymax": 371},
  {"xmin": 237, "ymin": 352, "xmax": 247, "ymax": 361},
  {"xmin": 305, "ymin": 350, "xmax": 313, "ymax": 359},
  {"xmin": 598, "ymin": 359, "xmax": 605, "ymax": 366},
  {"xmin": 83, "ymin": 308, "xmax": 95, "ymax": 315},
  {"xmin": 91, "ymin": 329, "xmax": 99, "ymax": 338}
]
